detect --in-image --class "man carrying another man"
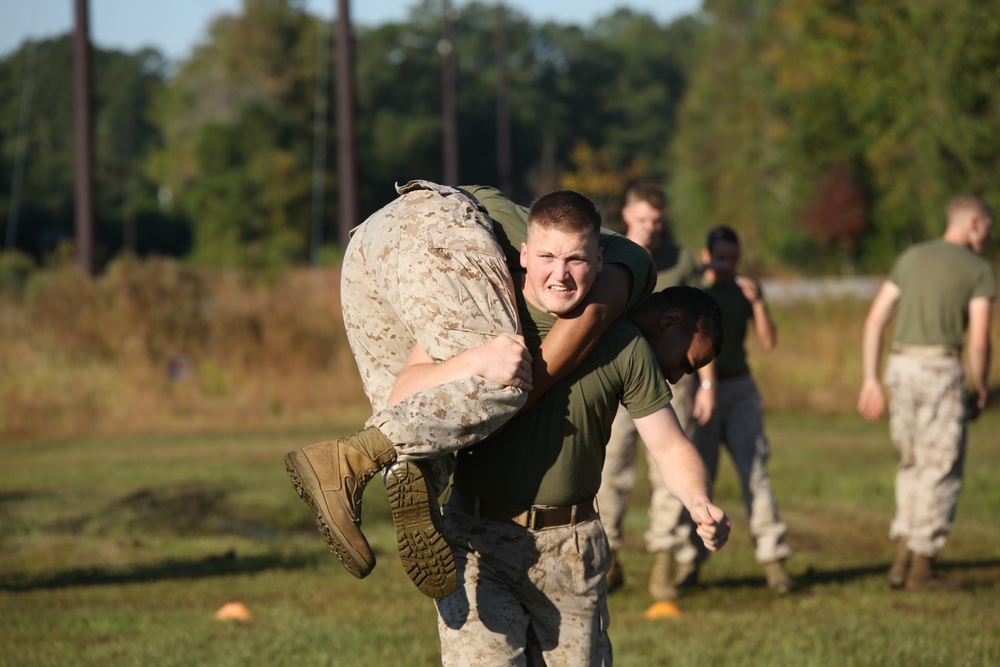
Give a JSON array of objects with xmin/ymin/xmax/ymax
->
[
  {"xmin": 286, "ymin": 180, "xmax": 731, "ymax": 662},
  {"xmin": 435, "ymin": 191, "xmax": 728, "ymax": 664}
]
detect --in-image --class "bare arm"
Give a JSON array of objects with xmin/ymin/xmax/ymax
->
[
  {"xmin": 693, "ymin": 361, "xmax": 717, "ymax": 426},
  {"xmin": 736, "ymin": 275, "xmax": 776, "ymax": 350},
  {"xmin": 523, "ymin": 263, "xmax": 632, "ymax": 410},
  {"xmin": 388, "ymin": 264, "xmax": 632, "ymax": 409},
  {"xmin": 966, "ymin": 296, "xmax": 993, "ymax": 416},
  {"xmin": 857, "ymin": 281, "xmax": 900, "ymax": 422},
  {"xmin": 387, "ymin": 334, "xmax": 533, "ymax": 407},
  {"xmin": 633, "ymin": 405, "xmax": 731, "ymax": 551}
]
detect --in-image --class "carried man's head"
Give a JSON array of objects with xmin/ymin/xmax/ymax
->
[
  {"xmin": 622, "ymin": 182, "xmax": 667, "ymax": 253},
  {"xmin": 629, "ymin": 285, "xmax": 723, "ymax": 385},
  {"xmin": 520, "ymin": 190, "xmax": 604, "ymax": 316}
]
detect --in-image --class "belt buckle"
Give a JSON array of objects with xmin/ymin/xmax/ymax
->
[{"xmin": 527, "ymin": 506, "xmax": 540, "ymax": 530}]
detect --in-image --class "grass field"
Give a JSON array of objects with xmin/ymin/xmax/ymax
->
[{"xmin": 2, "ymin": 411, "xmax": 999, "ymax": 666}]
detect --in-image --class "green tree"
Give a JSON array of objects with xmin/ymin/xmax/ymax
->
[
  {"xmin": 670, "ymin": 0, "xmax": 1000, "ymax": 273},
  {"xmin": 669, "ymin": 0, "xmax": 792, "ymax": 272},
  {"xmin": 149, "ymin": 0, "xmax": 318, "ymax": 270},
  {"xmin": 854, "ymin": 0, "xmax": 1000, "ymax": 267},
  {"xmin": 0, "ymin": 37, "xmax": 180, "ymax": 265}
]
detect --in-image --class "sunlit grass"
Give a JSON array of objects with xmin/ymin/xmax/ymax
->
[{"xmin": 2, "ymin": 413, "xmax": 998, "ymax": 666}]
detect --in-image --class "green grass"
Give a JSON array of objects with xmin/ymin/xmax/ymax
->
[{"xmin": 2, "ymin": 413, "xmax": 999, "ymax": 666}]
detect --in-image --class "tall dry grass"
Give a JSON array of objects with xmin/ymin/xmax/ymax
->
[
  {"xmin": 3, "ymin": 257, "xmax": 998, "ymax": 440},
  {"xmin": 1, "ymin": 257, "xmax": 366, "ymax": 440}
]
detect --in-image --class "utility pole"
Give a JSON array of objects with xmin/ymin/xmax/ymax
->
[
  {"xmin": 441, "ymin": 0, "xmax": 459, "ymax": 185},
  {"xmin": 495, "ymin": 2, "xmax": 512, "ymax": 195},
  {"xmin": 335, "ymin": 0, "xmax": 358, "ymax": 252},
  {"xmin": 311, "ymin": 19, "xmax": 331, "ymax": 266},
  {"xmin": 73, "ymin": 0, "xmax": 95, "ymax": 275}
]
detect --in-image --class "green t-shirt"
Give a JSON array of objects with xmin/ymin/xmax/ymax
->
[
  {"xmin": 889, "ymin": 239, "xmax": 997, "ymax": 346},
  {"xmin": 651, "ymin": 239, "xmax": 698, "ymax": 291},
  {"xmin": 703, "ymin": 281, "xmax": 753, "ymax": 379},
  {"xmin": 453, "ymin": 299, "xmax": 672, "ymax": 508},
  {"xmin": 461, "ymin": 185, "xmax": 657, "ymax": 311}
]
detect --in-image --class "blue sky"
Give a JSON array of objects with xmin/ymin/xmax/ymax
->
[{"xmin": 1, "ymin": 0, "xmax": 701, "ymax": 61}]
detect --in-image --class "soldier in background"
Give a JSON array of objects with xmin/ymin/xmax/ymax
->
[
  {"xmin": 683, "ymin": 225, "xmax": 795, "ymax": 594},
  {"xmin": 597, "ymin": 182, "xmax": 714, "ymax": 604},
  {"xmin": 858, "ymin": 195, "xmax": 995, "ymax": 590}
]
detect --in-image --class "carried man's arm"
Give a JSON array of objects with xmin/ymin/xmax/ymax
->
[{"xmin": 390, "ymin": 185, "xmax": 655, "ymax": 409}]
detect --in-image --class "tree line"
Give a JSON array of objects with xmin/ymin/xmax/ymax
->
[{"xmin": 1, "ymin": 0, "xmax": 998, "ymax": 276}]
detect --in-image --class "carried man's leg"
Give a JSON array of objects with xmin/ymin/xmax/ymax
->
[{"xmin": 285, "ymin": 181, "xmax": 526, "ymax": 598}]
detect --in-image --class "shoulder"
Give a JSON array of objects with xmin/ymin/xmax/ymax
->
[
  {"xmin": 602, "ymin": 318, "xmax": 645, "ymax": 350},
  {"xmin": 597, "ymin": 319, "xmax": 655, "ymax": 369}
]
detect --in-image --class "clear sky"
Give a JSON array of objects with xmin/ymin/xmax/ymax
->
[{"xmin": 1, "ymin": 0, "xmax": 701, "ymax": 62}]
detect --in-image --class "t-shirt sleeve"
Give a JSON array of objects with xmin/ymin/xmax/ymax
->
[
  {"xmin": 620, "ymin": 336, "xmax": 672, "ymax": 420},
  {"xmin": 887, "ymin": 247, "xmax": 913, "ymax": 289}
]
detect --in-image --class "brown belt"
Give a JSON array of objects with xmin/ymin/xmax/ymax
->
[
  {"xmin": 448, "ymin": 487, "xmax": 597, "ymax": 531},
  {"xmin": 891, "ymin": 344, "xmax": 961, "ymax": 358}
]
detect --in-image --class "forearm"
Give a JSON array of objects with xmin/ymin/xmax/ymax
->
[
  {"xmin": 967, "ymin": 298, "xmax": 993, "ymax": 399},
  {"xmin": 651, "ymin": 441, "xmax": 713, "ymax": 509},
  {"xmin": 752, "ymin": 301, "xmax": 777, "ymax": 350},
  {"xmin": 967, "ymin": 343, "xmax": 991, "ymax": 397},
  {"xmin": 388, "ymin": 333, "xmax": 532, "ymax": 407},
  {"xmin": 635, "ymin": 408, "xmax": 713, "ymax": 508},
  {"xmin": 388, "ymin": 349, "xmax": 477, "ymax": 407}
]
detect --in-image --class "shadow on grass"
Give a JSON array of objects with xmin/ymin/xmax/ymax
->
[
  {"xmin": 0, "ymin": 550, "xmax": 321, "ymax": 593},
  {"xmin": 704, "ymin": 558, "xmax": 1000, "ymax": 591}
]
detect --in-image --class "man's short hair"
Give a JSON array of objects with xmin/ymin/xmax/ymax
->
[
  {"xmin": 633, "ymin": 285, "xmax": 724, "ymax": 355},
  {"xmin": 528, "ymin": 190, "xmax": 602, "ymax": 238},
  {"xmin": 705, "ymin": 225, "xmax": 740, "ymax": 254},
  {"xmin": 624, "ymin": 181, "xmax": 667, "ymax": 213},
  {"xmin": 947, "ymin": 194, "xmax": 993, "ymax": 223}
]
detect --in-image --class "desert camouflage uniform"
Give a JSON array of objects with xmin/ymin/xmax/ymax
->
[
  {"xmin": 436, "ymin": 510, "xmax": 611, "ymax": 666},
  {"xmin": 884, "ymin": 352, "xmax": 966, "ymax": 557},
  {"xmin": 341, "ymin": 180, "xmax": 527, "ymax": 488}
]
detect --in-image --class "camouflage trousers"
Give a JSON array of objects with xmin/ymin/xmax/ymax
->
[
  {"xmin": 435, "ymin": 505, "xmax": 612, "ymax": 666},
  {"xmin": 596, "ymin": 373, "xmax": 700, "ymax": 561},
  {"xmin": 690, "ymin": 375, "xmax": 792, "ymax": 564},
  {"xmin": 341, "ymin": 180, "xmax": 527, "ymax": 489},
  {"xmin": 884, "ymin": 353, "xmax": 967, "ymax": 557}
]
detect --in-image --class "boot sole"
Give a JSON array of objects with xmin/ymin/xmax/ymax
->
[
  {"xmin": 385, "ymin": 460, "xmax": 457, "ymax": 599},
  {"xmin": 284, "ymin": 449, "xmax": 374, "ymax": 579}
]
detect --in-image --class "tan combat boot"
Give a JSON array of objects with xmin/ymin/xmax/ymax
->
[
  {"xmin": 648, "ymin": 551, "xmax": 679, "ymax": 602},
  {"xmin": 887, "ymin": 538, "xmax": 911, "ymax": 589},
  {"xmin": 905, "ymin": 553, "xmax": 953, "ymax": 591},
  {"xmin": 763, "ymin": 560, "xmax": 795, "ymax": 595},
  {"xmin": 674, "ymin": 559, "xmax": 700, "ymax": 591},
  {"xmin": 284, "ymin": 429, "xmax": 397, "ymax": 578},
  {"xmin": 606, "ymin": 550, "xmax": 625, "ymax": 593},
  {"xmin": 384, "ymin": 460, "xmax": 457, "ymax": 599}
]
